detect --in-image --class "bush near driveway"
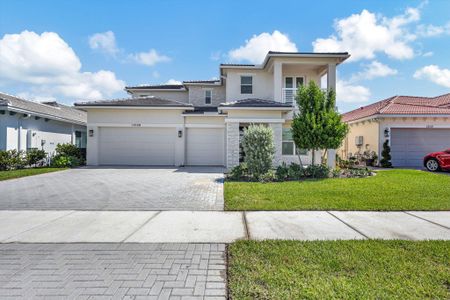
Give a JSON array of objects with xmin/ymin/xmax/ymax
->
[
  {"xmin": 228, "ymin": 240, "xmax": 450, "ymax": 299},
  {"xmin": 225, "ymin": 169, "xmax": 450, "ymax": 211}
]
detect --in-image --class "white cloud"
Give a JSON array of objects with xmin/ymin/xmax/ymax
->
[
  {"xmin": 210, "ymin": 51, "xmax": 222, "ymax": 61},
  {"xmin": 130, "ymin": 49, "xmax": 171, "ymax": 66},
  {"xmin": 228, "ymin": 30, "xmax": 298, "ymax": 64},
  {"xmin": 152, "ymin": 71, "xmax": 160, "ymax": 78},
  {"xmin": 164, "ymin": 79, "xmax": 182, "ymax": 85},
  {"xmin": 88, "ymin": 31, "xmax": 119, "ymax": 56},
  {"xmin": 423, "ymin": 51, "xmax": 433, "ymax": 57},
  {"xmin": 353, "ymin": 61, "xmax": 398, "ymax": 80},
  {"xmin": 313, "ymin": 7, "xmax": 420, "ymax": 61},
  {"xmin": 414, "ymin": 65, "xmax": 450, "ymax": 88},
  {"xmin": 336, "ymin": 79, "xmax": 371, "ymax": 103},
  {"xmin": 0, "ymin": 31, "xmax": 125, "ymax": 101},
  {"xmin": 416, "ymin": 24, "xmax": 445, "ymax": 37}
]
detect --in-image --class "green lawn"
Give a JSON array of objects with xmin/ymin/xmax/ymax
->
[
  {"xmin": 228, "ymin": 240, "xmax": 450, "ymax": 299},
  {"xmin": 225, "ymin": 169, "xmax": 450, "ymax": 211},
  {"xmin": 0, "ymin": 167, "xmax": 67, "ymax": 181}
]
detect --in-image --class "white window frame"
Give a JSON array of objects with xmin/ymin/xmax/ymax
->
[
  {"xmin": 204, "ymin": 89, "xmax": 212, "ymax": 105},
  {"xmin": 282, "ymin": 128, "xmax": 308, "ymax": 156},
  {"xmin": 240, "ymin": 75, "xmax": 253, "ymax": 95},
  {"xmin": 283, "ymin": 76, "xmax": 305, "ymax": 88}
]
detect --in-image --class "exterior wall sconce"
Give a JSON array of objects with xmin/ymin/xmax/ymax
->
[
  {"xmin": 178, "ymin": 130, "xmax": 183, "ymax": 138},
  {"xmin": 89, "ymin": 129, "xmax": 94, "ymax": 137},
  {"xmin": 384, "ymin": 128, "xmax": 390, "ymax": 138}
]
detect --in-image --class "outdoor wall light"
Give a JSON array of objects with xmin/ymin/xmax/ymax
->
[
  {"xmin": 178, "ymin": 130, "xmax": 183, "ymax": 138},
  {"xmin": 89, "ymin": 129, "xmax": 94, "ymax": 137},
  {"xmin": 384, "ymin": 128, "xmax": 390, "ymax": 138}
]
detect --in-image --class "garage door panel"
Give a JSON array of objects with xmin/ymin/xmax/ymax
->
[
  {"xmin": 391, "ymin": 128, "xmax": 450, "ymax": 167},
  {"xmin": 99, "ymin": 127, "xmax": 176, "ymax": 165},
  {"xmin": 186, "ymin": 128, "xmax": 224, "ymax": 166}
]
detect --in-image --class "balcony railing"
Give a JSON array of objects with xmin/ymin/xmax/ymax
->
[{"xmin": 282, "ymin": 88, "xmax": 297, "ymax": 105}]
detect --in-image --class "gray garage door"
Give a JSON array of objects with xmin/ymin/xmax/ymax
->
[
  {"xmin": 186, "ymin": 128, "xmax": 225, "ymax": 166},
  {"xmin": 391, "ymin": 128, "xmax": 450, "ymax": 167},
  {"xmin": 99, "ymin": 127, "xmax": 176, "ymax": 165}
]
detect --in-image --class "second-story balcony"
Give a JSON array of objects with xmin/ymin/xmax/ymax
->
[{"xmin": 282, "ymin": 88, "xmax": 297, "ymax": 105}]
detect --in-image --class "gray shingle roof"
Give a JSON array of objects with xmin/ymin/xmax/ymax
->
[
  {"xmin": 74, "ymin": 96, "xmax": 193, "ymax": 108},
  {"xmin": 219, "ymin": 98, "xmax": 292, "ymax": 108},
  {"xmin": 0, "ymin": 92, "xmax": 86, "ymax": 125},
  {"xmin": 183, "ymin": 80, "xmax": 221, "ymax": 84},
  {"xmin": 125, "ymin": 84, "xmax": 185, "ymax": 90}
]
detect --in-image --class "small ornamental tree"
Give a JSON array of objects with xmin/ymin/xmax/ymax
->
[
  {"xmin": 380, "ymin": 140, "xmax": 392, "ymax": 167},
  {"xmin": 291, "ymin": 81, "xmax": 348, "ymax": 165},
  {"xmin": 241, "ymin": 124, "xmax": 275, "ymax": 180}
]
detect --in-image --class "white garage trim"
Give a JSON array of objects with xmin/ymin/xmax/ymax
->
[
  {"xmin": 185, "ymin": 124, "xmax": 225, "ymax": 128},
  {"xmin": 90, "ymin": 123, "xmax": 183, "ymax": 128}
]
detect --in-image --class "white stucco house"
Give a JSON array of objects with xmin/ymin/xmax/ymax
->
[
  {"xmin": 75, "ymin": 51, "xmax": 349, "ymax": 168},
  {"xmin": 0, "ymin": 92, "xmax": 87, "ymax": 155}
]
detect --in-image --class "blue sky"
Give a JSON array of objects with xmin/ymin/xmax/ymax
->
[{"xmin": 0, "ymin": 0, "xmax": 449, "ymax": 112}]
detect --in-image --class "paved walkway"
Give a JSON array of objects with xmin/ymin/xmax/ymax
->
[
  {"xmin": 0, "ymin": 243, "xmax": 226, "ymax": 299},
  {"xmin": 0, "ymin": 210, "xmax": 449, "ymax": 243}
]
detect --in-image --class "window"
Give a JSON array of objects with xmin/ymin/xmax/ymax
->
[
  {"xmin": 285, "ymin": 76, "xmax": 304, "ymax": 88},
  {"xmin": 205, "ymin": 90, "xmax": 212, "ymax": 104},
  {"xmin": 282, "ymin": 128, "xmax": 308, "ymax": 155},
  {"xmin": 240, "ymin": 76, "xmax": 253, "ymax": 94}
]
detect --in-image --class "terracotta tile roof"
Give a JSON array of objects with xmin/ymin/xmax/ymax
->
[
  {"xmin": 342, "ymin": 93, "xmax": 450, "ymax": 122},
  {"xmin": 0, "ymin": 92, "xmax": 86, "ymax": 125}
]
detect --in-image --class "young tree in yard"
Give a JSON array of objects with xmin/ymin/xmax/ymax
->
[
  {"xmin": 241, "ymin": 124, "xmax": 275, "ymax": 180},
  {"xmin": 291, "ymin": 81, "xmax": 348, "ymax": 165}
]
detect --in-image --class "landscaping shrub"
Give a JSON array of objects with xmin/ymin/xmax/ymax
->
[
  {"xmin": 241, "ymin": 124, "xmax": 275, "ymax": 181},
  {"xmin": 275, "ymin": 163, "xmax": 290, "ymax": 181},
  {"xmin": 259, "ymin": 170, "xmax": 277, "ymax": 183},
  {"xmin": 227, "ymin": 163, "xmax": 249, "ymax": 181},
  {"xmin": 380, "ymin": 140, "xmax": 392, "ymax": 168},
  {"xmin": 55, "ymin": 143, "xmax": 83, "ymax": 160},
  {"xmin": 51, "ymin": 155, "xmax": 81, "ymax": 168},
  {"xmin": 303, "ymin": 164, "xmax": 331, "ymax": 178},
  {"xmin": 26, "ymin": 149, "xmax": 47, "ymax": 167},
  {"xmin": 0, "ymin": 150, "xmax": 27, "ymax": 170}
]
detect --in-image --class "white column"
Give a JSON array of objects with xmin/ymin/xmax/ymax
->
[
  {"xmin": 226, "ymin": 122, "xmax": 240, "ymax": 169},
  {"xmin": 273, "ymin": 61, "xmax": 282, "ymax": 102},
  {"xmin": 86, "ymin": 126, "xmax": 99, "ymax": 166},
  {"xmin": 327, "ymin": 63, "xmax": 336, "ymax": 92},
  {"xmin": 269, "ymin": 123, "xmax": 282, "ymax": 167},
  {"xmin": 327, "ymin": 63, "xmax": 337, "ymax": 168}
]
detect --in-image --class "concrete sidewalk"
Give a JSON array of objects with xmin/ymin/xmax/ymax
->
[{"xmin": 0, "ymin": 210, "xmax": 449, "ymax": 243}]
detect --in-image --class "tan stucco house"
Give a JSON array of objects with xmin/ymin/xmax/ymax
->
[
  {"xmin": 341, "ymin": 94, "xmax": 450, "ymax": 167},
  {"xmin": 75, "ymin": 51, "xmax": 349, "ymax": 168}
]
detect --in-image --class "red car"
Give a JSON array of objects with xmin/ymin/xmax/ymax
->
[{"xmin": 424, "ymin": 149, "xmax": 450, "ymax": 172}]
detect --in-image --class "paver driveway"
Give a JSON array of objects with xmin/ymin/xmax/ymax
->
[{"xmin": 0, "ymin": 167, "xmax": 224, "ymax": 210}]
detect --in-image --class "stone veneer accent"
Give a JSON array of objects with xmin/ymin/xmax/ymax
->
[
  {"xmin": 188, "ymin": 86, "xmax": 226, "ymax": 107},
  {"xmin": 226, "ymin": 122, "xmax": 240, "ymax": 168},
  {"xmin": 270, "ymin": 123, "xmax": 282, "ymax": 166}
]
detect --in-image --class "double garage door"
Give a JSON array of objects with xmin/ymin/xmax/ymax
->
[
  {"xmin": 391, "ymin": 128, "xmax": 450, "ymax": 167},
  {"xmin": 98, "ymin": 127, "xmax": 224, "ymax": 166}
]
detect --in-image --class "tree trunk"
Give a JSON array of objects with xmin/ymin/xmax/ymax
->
[
  {"xmin": 311, "ymin": 149, "xmax": 315, "ymax": 166},
  {"xmin": 297, "ymin": 154, "xmax": 304, "ymax": 169}
]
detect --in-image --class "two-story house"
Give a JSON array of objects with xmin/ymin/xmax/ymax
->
[{"xmin": 75, "ymin": 51, "xmax": 349, "ymax": 168}]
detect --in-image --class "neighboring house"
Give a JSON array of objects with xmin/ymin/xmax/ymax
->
[
  {"xmin": 0, "ymin": 92, "xmax": 87, "ymax": 155},
  {"xmin": 75, "ymin": 51, "xmax": 349, "ymax": 168},
  {"xmin": 341, "ymin": 93, "xmax": 450, "ymax": 167}
]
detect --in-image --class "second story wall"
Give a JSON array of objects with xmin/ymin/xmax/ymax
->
[
  {"xmin": 225, "ymin": 69, "xmax": 273, "ymax": 102},
  {"xmin": 188, "ymin": 85, "xmax": 225, "ymax": 106},
  {"xmin": 131, "ymin": 90, "xmax": 189, "ymax": 103}
]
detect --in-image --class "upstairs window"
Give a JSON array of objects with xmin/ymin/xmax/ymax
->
[
  {"xmin": 205, "ymin": 90, "xmax": 212, "ymax": 104},
  {"xmin": 240, "ymin": 76, "xmax": 253, "ymax": 94}
]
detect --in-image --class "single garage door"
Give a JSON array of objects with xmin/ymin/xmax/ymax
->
[
  {"xmin": 99, "ymin": 127, "xmax": 176, "ymax": 165},
  {"xmin": 186, "ymin": 128, "xmax": 224, "ymax": 166},
  {"xmin": 391, "ymin": 128, "xmax": 450, "ymax": 167}
]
